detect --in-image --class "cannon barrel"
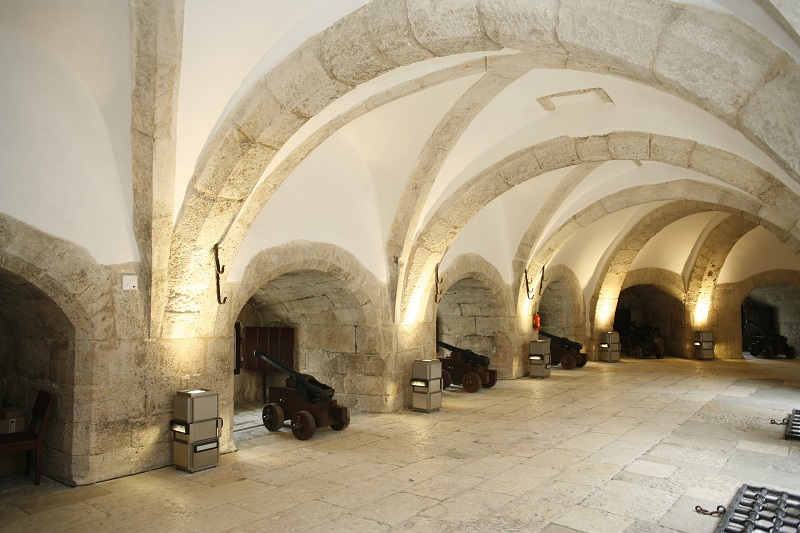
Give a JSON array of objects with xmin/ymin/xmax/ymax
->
[
  {"xmin": 745, "ymin": 319, "xmax": 787, "ymax": 343},
  {"xmin": 436, "ymin": 340, "xmax": 491, "ymax": 368},
  {"xmin": 254, "ymin": 349, "xmax": 335, "ymax": 402},
  {"xmin": 538, "ymin": 330, "xmax": 583, "ymax": 352}
]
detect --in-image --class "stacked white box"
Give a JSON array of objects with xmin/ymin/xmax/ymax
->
[
  {"xmin": 600, "ymin": 332, "xmax": 621, "ymax": 362},
  {"xmin": 171, "ymin": 389, "xmax": 221, "ymax": 473},
  {"xmin": 411, "ymin": 359, "xmax": 442, "ymax": 412},
  {"xmin": 695, "ymin": 331, "xmax": 714, "ymax": 360},
  {"xmin": 529, "ymin": 339, "xmax": 551, "ymax": 378}
]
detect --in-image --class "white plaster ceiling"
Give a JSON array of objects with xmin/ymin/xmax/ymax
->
[{"xmin": 2, "ymin": 0, "xmax": 800, "ymax": 293}]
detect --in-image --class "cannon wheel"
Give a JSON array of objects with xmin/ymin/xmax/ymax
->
[
  {"xmin": 330, "ymin": 407, "xmax": 350, "ymax": 431},
  {"xmin": 749, "ymin": 343, "xmax": 762, "ymax": 357},
  {"xmin": 561, "ymin": 354, "xmax": 577, "ymax": 370},
  {"xmin": 482, "ymin": 370, "xmax": 498, "ymax": 388},
  {"xmin": 262, "ymin": 403, "xmax": 284, "ymax": 432},
  {"xmin": 656, "ymin": 345, "xmax": 665, "ymax": 359},
  {"xmin": 631, "ymin": 345, "xmax": 643, "ymax": 359},
  {"xmin": 462, "ymin": 372, "xmax": 482, "ymax": 393},
  {"xmin": 291, "ymin": 410, "xmax": 316, "ymax": 440},
  {"xmin": 441, "ymin": 369, "xmax": 452, "ymax": 390},
  {"xmin": 787, "ymin": 346, "xmax": 797, "ymax": 359},
  {"xmin": 763, "ymin": 345, "xmax": 776, "ymax": 359}
]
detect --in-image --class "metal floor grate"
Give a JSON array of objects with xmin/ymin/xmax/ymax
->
[
  {"xmin": 716, "ymin": 484, "xmax": 800, "ymax": 532},
  {"xmin": 787, "ymin": 409, "xmax": 800, "ymax": 440}
]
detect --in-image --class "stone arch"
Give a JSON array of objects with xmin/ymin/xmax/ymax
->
[
  {"xmin": 162, "ymin": 0, "xmax": 800, "ymax": 336},
  {"xmin": 588, "ymin": 203, "xmax": 750, "ymax": 345},
  {"xmin": 538, "ymin": 264, "xmax": 586, "ymax": 344},
  {"xmin": 621, "ymin": 268, "xmax": 687, "ymax": 358},
  {"xmin": 436, "ymin": 254, "xmax": 519, "ymax": 377},
  {"xmin": 615, "ymin": 283, "xmax": 686, "ymax": 358},
  {"xmin": 404, "ymin": 135, "xmax": 799, "ymax": 325},
  {"xmin": 714, "ymin": 270, "xmax": 800, "ymax": 359},
  {"xmin": 683, "ymin": 215, "xmax": 758, "ymax": 355},
  {"xmin": 226, "ymin": 241, "xmax": 396, "ymax": 412},
  {"xmin": 0, "ymin": 214, "xmax": 111, "ymax": 485}
]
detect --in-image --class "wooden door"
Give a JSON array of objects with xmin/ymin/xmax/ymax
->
[{"xmin": 242, "ymin": 326, "xmax": 294, "ymax": 373}]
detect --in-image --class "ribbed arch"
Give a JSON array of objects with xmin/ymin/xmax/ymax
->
[{"xmin": 161, "ymin": 0, "xmax": 800, "ymax": 336}]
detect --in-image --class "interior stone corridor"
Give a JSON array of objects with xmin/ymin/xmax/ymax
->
[{"xmin": 2, "ymin": 357, "xmax": 799, "ymax": 533}]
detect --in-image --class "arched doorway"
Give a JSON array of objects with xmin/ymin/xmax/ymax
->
[
  {"xmin": 436, "ymin": 277, "xmax": 499, "ymax": 360},
  {"xmin": 233, "ymin": 269, "xmax": 381, "ymax": 430},
  {"xmin": 0, "ymin": 268, "xmax": 74, "ymax": 483},
  {"xmin": 615, "ymin": 285, "xmax": 684, "ymax": 358},
  {"xmin": 741, "ymin": 285, "xmax": 800, "ymax": 358}
]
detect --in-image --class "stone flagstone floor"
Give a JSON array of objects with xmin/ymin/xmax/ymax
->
[{"xmin": 1, "ymin": 356, "xmax": 800, "ymax": 532}]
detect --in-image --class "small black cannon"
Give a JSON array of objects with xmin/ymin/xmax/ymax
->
[
  {"xmin": 745, "ymin": 320, "xmax": 796, "ymax": 359},
  {"xmin": 538, "ymin": 331, "xmax": 588, "ymax": 370},
  {"xmin": 628, "ymin": 323, "xmax": 665, "ymax": 359},
  {"xmin": 254, "ymin": 349, "xmax": 350, "ymax": 440},
  {"xmin": 436, "ymin": 340, "xmax": 498, "ymax": 392}
]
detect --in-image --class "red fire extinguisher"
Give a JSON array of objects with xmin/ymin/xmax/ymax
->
[{"xmin": 533, "ymin": 312, "xmax": 541, "ymax": 331}]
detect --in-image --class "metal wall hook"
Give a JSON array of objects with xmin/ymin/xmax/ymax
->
[
  {"xmin": 213, "ymin": 243, "xmax": 227, "ymax": 305},
  {"xmin": 434, "ymin": 263, "xmax": 443, "ymax": 303},
  {"xmin": 524, "ymin": 269, "xmax": 535, "ymax": 300}
]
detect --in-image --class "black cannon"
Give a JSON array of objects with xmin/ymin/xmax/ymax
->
[
  {"xmin": 538, "ymin": 331, "xmax": 588, "ymax": 370},
  {"xmin": 436, "ymin": 340, "xmax": 498, "ymax": 392},
  {"xmin": 627, "ymin": 323, "xmax": 665, "ymax": 359},
  {"xmin": 254, "ymin": 349, "xmax": 350, "ymax": 440},
  {"xmin": 745, "ymin": 320, "xmax": 796, "ymax": 359}
]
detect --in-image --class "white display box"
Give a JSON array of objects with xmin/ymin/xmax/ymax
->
[
  {"xmin": 529, "ymin": 362, "xmax": 551, "ymax": 379},
  {"xmin": 696, "ymin": 348, "xmax": 714, "ymax": 360},
  {"xmin": 173, "ymin": 389, "xmax": 218, "ymax": 423},
  {"xmin": 601, "ymin": 332, "xmax": 620, "ymax": 343},
  {"xmin": 695, "ymin": 331, "xmax": 713, "ymax": 342},
  {"xmin": 412, "ymin": 391, "xmax": 441, "ymax": 412},
  {"xmin": 173, "ymin": 438, "xmax": 219, "ymax": 473},
  {"xmin": 600, "ymin": 350, "xmax": 620, "ymax": 363},
  {"xmin": 411, "ymin": 378, "xmax": 442, "ymax": 393},
  {"xmin": 530, "ymin": 340, "xmax": 551, "ymax": 355},
  {"xmin": 412, "ymin": 359, "xmax": 442, "ymax": 380},
  {"xmin": 171, "ymin": 418, "xmax": 221, "ymax": 444},
  {"xmin": 528, "ymin": 352, "xmax": 551, "ymax": 366}
]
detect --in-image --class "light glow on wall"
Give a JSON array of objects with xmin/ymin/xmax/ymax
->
[{"xmin": 694, "ymin": 298, "xmax": 711, "ymax": 327}]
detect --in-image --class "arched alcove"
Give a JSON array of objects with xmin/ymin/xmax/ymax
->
[
  {"xmin": 742, "ymin": 284, "xmax": 800, "ymax": 358},
  {"xmin": 615, "ymin": 285, "xmax": 684, "ymax": 357},
  {"xmin": 538, "ymin": 266, "xmax": 585, "ymax": 345},
  {"xmin": 0, "ymin": 268, "xmax": 74, "ymax": 483},
  {"xmin": 234, "ymin": 269, "xmax": 383, "ymax": 414},
  {"xmin": 436, "ymin": 277, "xmax": 499, "ymax": 360}
]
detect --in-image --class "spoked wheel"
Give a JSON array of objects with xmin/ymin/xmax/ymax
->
[
  {"xmin": 763, "ymin": 345, "xmax": 776, "ymax": 359},
  {"xmin": 749, "ymin": 344, "xmax": 762, "ymax": 357},
  {"xmin": 575, "ymin": 357, "xmax": 587, "ymax": 368},
  {"xmin": 482, "ymin": 370, "xmax": 498, "ymax": 388},
  {"xmin": 330, "ymin": 407, "xmax": 350, "ymax": 431},
  {"xmin": 561, "ymin": 354, "xmax": 577, "ymax": 370},
  {"xmin": 291, "ymin": 410, "xmax": 316, "ymax": 440},
  {"xmin": 262, "ymin": 403, "xmax": 285, "ymax": 432},
  {"xmin": 441, "ymin": 369, "xmax": 452, "ymax": 390},
  {"xmin": 461, "ymin": 372, "xmax": 482, "ymax": 393},
  {"xmin": 631, "ymin": 346, "xmax": 643, "ymax": 359},
  {"xmin": 786, "ymin": 346, "xmax": 797, "ymax": 360}
]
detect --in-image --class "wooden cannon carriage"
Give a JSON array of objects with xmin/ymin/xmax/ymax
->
[
  {"xmin": 255, "ymin": 349, "xmax": 350, "ymax": 440},
  {"xmin": 436, "ymin": 341, "xmax": 498, "ymax": 393}
]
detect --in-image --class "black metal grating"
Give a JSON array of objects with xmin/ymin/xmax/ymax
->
[
  {"xmin": 787, "ymin": 409, "xmax": 800, "ymax": 440},
  {"xmin": 716, "ymin": 484, "xmax": 800, "ymax": 532}
]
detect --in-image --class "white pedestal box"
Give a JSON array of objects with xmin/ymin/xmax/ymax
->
[
  {"xmin": 412, "ymin": 391, "xmax": 442, "ymax": 412},
  {"xmin": 172, "ymin": 389, "xmax": 220, "ymax": 472},
  {"xmin": 694, "ymin": 331, "xmax": 714, "ymax": 360},
  {"xmin": 411, "ymin": 359, "xmax": 443, "ymax": 412},
  {"xmin": 600, "ymin": 332, "xmax": 621, "ymax": 362},
  {"xmin": 529, "ymin": 339, "xmax": 551, "ymax": 379}
]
